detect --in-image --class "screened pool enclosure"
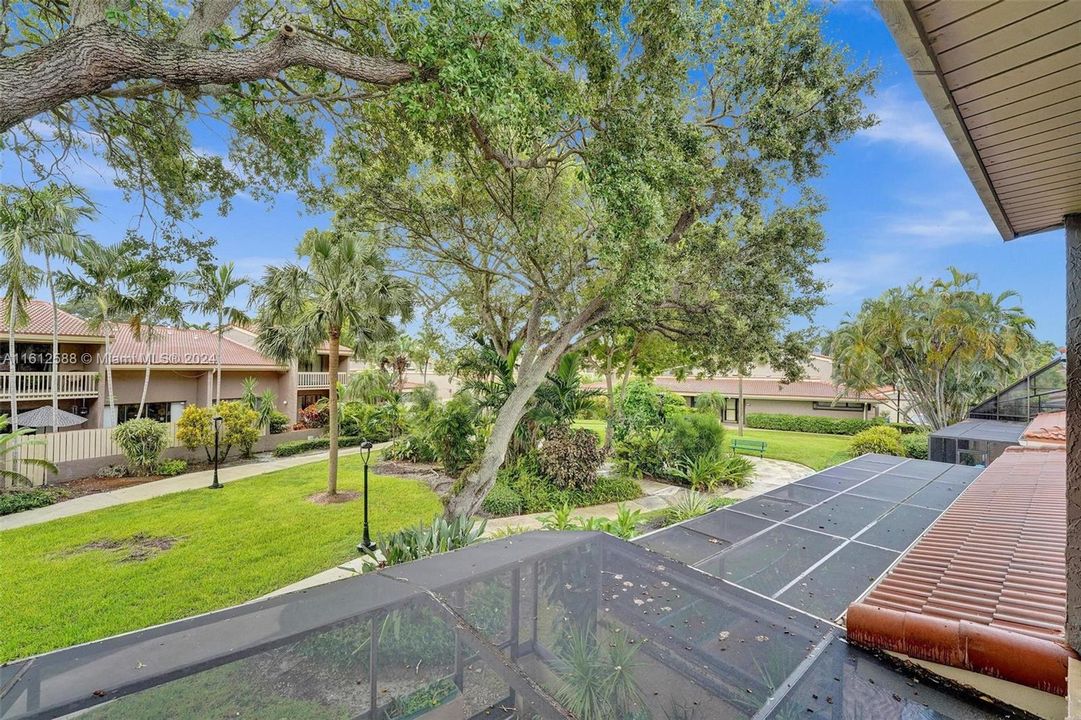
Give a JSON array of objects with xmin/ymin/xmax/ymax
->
[{"xmin": 2, "ymin": 518, "xmax": 1005, "ymax": 719}]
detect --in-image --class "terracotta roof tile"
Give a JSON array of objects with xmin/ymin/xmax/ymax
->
[
  {"xmin": 0, "ymin": 300, "xmax": 102, "ymax": 339},
  {"xmin": 109, "ymin": 325, "xmax": 282, "ymax": 368},
  {"xmin": 1023, "ymin": 411, "xmax": 1067, "ymax": 445},
  {"xmin": 846, "ymin": 447, "xmax": 1075, "ymax": 695}
]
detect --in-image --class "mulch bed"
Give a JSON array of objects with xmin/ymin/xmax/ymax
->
[
  {"xmin": 373, "ymin": 460, "xmax": 456, "ymax": 496},
  {"xmin": 61, "ymin": 475, "xmax": 165, "ymax": 498}
]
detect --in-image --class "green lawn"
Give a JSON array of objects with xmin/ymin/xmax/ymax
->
[
  {"xmin": 574, "ymin": 418, "xmax": 850, "ymax": 470},
  {"xmin": 0, "ymin": 454, "xmax": 441, "ymax": 662}
]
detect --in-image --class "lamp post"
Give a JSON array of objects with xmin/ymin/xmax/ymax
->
[
  {"xmin": 357, "ymin": 440, "xmax": 374, "ymax": 552},
  {"xmin": 209, "ymin": 415, "xmax": 223, "ymax": 489}
]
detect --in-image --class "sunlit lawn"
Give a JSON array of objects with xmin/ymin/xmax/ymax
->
[
  {"xmin": 575, "ymin": 418, "xmax": 851, "ymax": 470},
  {"xmin": 0, "ymin": 454, "xmax": 441, "ymax": 662}
]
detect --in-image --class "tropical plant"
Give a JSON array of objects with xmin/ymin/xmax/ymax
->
[
  {"xmin": 663, "ymin": 412, "xmax": 725, "ymax": 465},
  {"xmin": 827, "ymin": 269, "xmax": 1038, "ymax": 430},
  {"xmin": 339, "ymin": 369, "xmax": 394, "ymax": 405},
  {"xmin": 240, "ymin": 377, "xmax": 277, "ymax": 430},
  {"xmin": 0, "ymin": 185, "xmax": 91, "ymax": 433},
  {"xmin": 113, "ymin": 418, "xmax": 169, "ymax": 475},
  {"xmin": 188, "ymin": 262, "xmax": 250, "ymax": 405},
  {"xmin": 849, "ymin": 426, "xmax": 905, "ymax": 457},
  {"xmin": 362, "ymin": 515, "xmax": 487, "ymax": 568},
  {"xmin": 664, "ymin": 491, "xmax": 713, "ymax": 524},
  {"xmin": 252, "ymin": 231, "xmax": 412, "ymax": 495},
  {"xmin": 176, "ymin": 402, "xmax": 260, "ymax": 461},
  {"xmin": 604, "ymin": 504, "xmax": 645, "ymax": 540},
  {"xmin": 539, "ymin": 503, "xmax": 577, "ymax": 532},
  {"xmin": 613, "ymin": 428, "xmax": 668, "ymax": 479},
  {"xmin": 533, "ymin": 353, "xmax": 602, "ymax": 427},
  {"xmin": 56, "ymin": 239, "xmax": 134, "ymax": 426},
  {"xmin": 671, "ymin": 451, "xmax": 730, "ymax": 493},
  {"xmin": 0, "ymin": 190, "xmax": 44, "ymax": 433},
  {"xmin": 537, "ymin": 426, "xmax": 606, "ymax": 490},
  {"xmin": 176, "ymin": 405, "xmax": 215, "ymax": 461},
  {"xmin": 695, "ymin": 391, "xmax": 728, "ymax": 418},
  {"xmin": 0, "ymin": 416, "xmax": 58, "ymax": 487},
  {"xmin": 555, "ymin": 629, "xmax": 645, "ymax": 720},
  {"xmin": 365, "ymin": 334, "xmax": 415, "ymax": 392},
  {"xmin": 126, "ymin": 259, "xmax": 186, "ymax": 417},
  {"xmin": 902, "ymin": 432, "xmax": 929, "ymax": 460},
  {"xmin": 430, "ymin": 395, "xmax": 481, "ymax": 476}
]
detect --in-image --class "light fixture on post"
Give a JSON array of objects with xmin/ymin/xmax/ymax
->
[
  {"xmin": 357, "ymin": 440, "xmax": 375, "ymax": 552},
  {"xmin": 209, "ymin": 415, "xmax": 224, "ymax": 490}
]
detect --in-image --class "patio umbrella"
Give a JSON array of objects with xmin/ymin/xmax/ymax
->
[{"xmin": 14, "ymin": 406, "xmax": 88, "ymax": 430}]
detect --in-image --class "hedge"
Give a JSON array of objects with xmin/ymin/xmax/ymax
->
[
  {"xmin": 0, "ymin": 488, "xmax": 61, "ymax": 516},
  {"xmin": 744, "ymin": 413, "xmax": 921, "ymax": 436},
  {"xmin": 272, "ymin": 435, "xmax": 369, "ymax": 457}
]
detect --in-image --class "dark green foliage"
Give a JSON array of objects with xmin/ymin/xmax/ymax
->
[
  {"xmin": 612, "ymin": 429, "xmax": 668, "ymax": 478},
  {"xmin": 272, "ymin": 435, "xmax": 370, "ymax": 457},
  {"xmin": 339, "ymin": 402, "xmax": 405, "ymax": 442},
  {"xmin": 430, "ymin": 395, "xmax": 481, "ymax": 476},
  {"xmin": 493, "ymin": 458, "xmax": 640, "ymax": 515},
  {"xmin": 537, "ymin": 427, "xmax": 606, "ymax": 490},
  {"xmin": 615, "ymin": 380, "xmax": 687, "ymax": 441},
  {"xmin": 268, "ymin": 411, "xmax": 290, "ymax": 434},
  {"xmin": 745, "ymin": 413, "xmax": 921, "ymax": 436},
  {"xmin": 362, "ymin": 515, "xmax": 487, "ymax": 567},
  {"xmin": 0, "ymin": 488, "xmax": 61, "ymax": 516},
  {"xmin": 664, "ymin": 412, "xmax": 725, "ymax": 463},
  {"xmin": 112, "ymin": 419, "xmax": 169, "ymax": 475},
  {"xmin": 481, "ymin": 483, "xmax": 524, "ymax": 517},
  {"xmin": 902, "ymin": 433, "xmax": 929, "ymax": 460}
]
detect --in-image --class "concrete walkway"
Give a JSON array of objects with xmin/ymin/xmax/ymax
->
[
  {"xmin": 0, "ymin": 443, "xmax": 388, "ymax": 532},
  {"xmin": 264, "ymin": 454, "xmax": 812, "ymax": 598}
]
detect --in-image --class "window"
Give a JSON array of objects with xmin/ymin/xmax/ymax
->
[
  {"xmin": 811, "ymin": 402, "xmax": 865, "ymax": 412},
  {"xmin": 117, "ymin": 402, "xmax": 173, "ymax": 424}
]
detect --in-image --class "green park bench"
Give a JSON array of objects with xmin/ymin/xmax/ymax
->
[{"xmin": 731, "ymin": 438, "xmax": 767, "ymax": 458}]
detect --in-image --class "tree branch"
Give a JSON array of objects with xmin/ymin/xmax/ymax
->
[
  {"xmin": 0, "ymin": 21, "xmax": 420, "ymax": 132},
  {"xmin": 178, "ymin": 0, "xmax": 242, "ymax": 45}
]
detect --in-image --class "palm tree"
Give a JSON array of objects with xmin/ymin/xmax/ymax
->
[
  {"xmin": 1, "ymin": 186, "xmax": 92, "ymax": 433},
  {"xmin": 126, "ymin": 261, "xmax": 186, "ymax": 418},
  {"xmin": 188, "ymin": 262, "xmax": 250, "ymax": 406},
  {"xmin": 366, "ymin": 334, "xmax": 415, "ymax": 392},
  {"xmin": 0, "ymin": 416, "xmax": 58, "ymax": 487},
  {"xmin": 252, "ymin": 231, "xmax": 413, "ymax": 495},
  {"xmin": 0, "ymin": 193, "xmax": 45, "ymax": 433},
  {"xmin": 56, "ymin": 239, "xmax": 133, "ymax": 426}
]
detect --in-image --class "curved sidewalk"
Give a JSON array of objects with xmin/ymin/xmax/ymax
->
[{"xmin": 0, "ymin": 444, "xmax": 386, "ymax": 532}]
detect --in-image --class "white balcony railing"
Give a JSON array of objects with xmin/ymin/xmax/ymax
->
[
  {"xmin": 297, "ymin": 371, "xmax": 353, "ymax": 389},
  {"xmin": 0, "ymin": 371, "xmax": 100, "ymax": 400}
]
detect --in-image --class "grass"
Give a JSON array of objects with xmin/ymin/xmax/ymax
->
[
  {"xmin": 574, "ymin": 418, "xmax": 851, "ymax": 471},
  {"xmin": 0, "ymin": 453, "xmax": 441, "ymax": 662}
]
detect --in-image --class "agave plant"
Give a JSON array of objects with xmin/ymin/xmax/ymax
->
[
  {"xmin": 664, "ymin": 491, "xmax": 713, "ymax": 524},
  {"xmin": 363, "ymin": 515, "xmax": 487, "ymax": 568}
]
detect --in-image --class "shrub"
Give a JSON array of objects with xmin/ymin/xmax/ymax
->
[
  {"xmin": 272, "ymin": 435, "xmax": 369, "ymax": 457},
  {"xmin": 384, "ymin": 432, "xmax": 438, "ymax": 463},
  {"xmin": 95, "ymin": 464, "xmax": 127, "ymax": 478},
  {"xmin": 156, "ymin": 458, "xmax": 188, "ymax": 476},
  {"xmin": 268, "ymin": 410, "xmax": 290, "ymax": 434},
  {"xmin": 613, "ymin": 428, "xmax": 667, "ymax": 478},
  {"xmin": 113, "ymin": 419, "xmax": 169, "ymax": 475},
  {"xmin": 537, "ymin": 427, "xmax": 606, "ymax": 490},
  {"xmin": 341, "ymin": 401, "xmax": 407, "ymax": 442},
  {"xmin": 615, "ymin": 379, "xmax": 686, "ymax": 440},
  {"xmin": 496, "ymin": 457, "xmax": 640, "ymax": 514},
  {"xmin": 664, "ymin": 491, "xmax": 713, "ymax": 524},
  {"xmin": 218, "ymin": 401, "xmax": 261, "ymax": 459},
  {"xmin": 902, "ymin": 432, "xmax": 929, "ymax": 460},
  {"xmin": 482, "ymin": 482, "xmax": 523, "ymax": 517},
  {"xmin": 671, "ymin": 450, "xmax": 753, "ymax": 492},
  {"xmin": 744, "ymin": 412, "xmax": 922, "ymax": 436},
  {"xmin": 297, "ymin": 403, "xmax": 329, "ymax": 429},
  {"xmin": 0, "ymin": 488, "xmax": 60, "ymax": 516},
  {"xmin": 363, "ymin": 515, "xmax": 486, "ymax": 568},
  {"xmin": 849, "ymin": 426, "xmax": 904, "ymax": 457},
  {"xmin": 431, "ymin": 395, "xmax": 480, "ymax": 476},
  {"xmin": 176, "ymin": 405, "xmax": 214, "ymax": 460},
  {"xmin": 664, "ymin": 412, "xmax": 725, "ymax": 463}
]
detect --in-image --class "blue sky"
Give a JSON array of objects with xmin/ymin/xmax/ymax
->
[{"xmin": 13, "ymin": 0, "xmax": 1066, "ymax": 344}]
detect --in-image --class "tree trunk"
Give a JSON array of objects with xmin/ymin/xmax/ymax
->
[
  {"xmin": 137, "ymin": 337, "xmax": 152, "ymax": 417},
  {"xmin": 46, "ymin": 254, "xmax": 59, "ymax": 436},
  {"xmin": 737, "ymin": 374, "xmax": 744, "ymax": 437},
  {"xmin": 215, "ymin": 312, "xmax": 223, "ymax": 405},
  {"xmin": 104, "ymin": 321, "xmax": 115, "ymax": 422},
  {"xmin": 445, "ymin": 353, "xmax": 558, "ymax": 517},
  {"xmin": 603, "ymin": 351, "xmax": 615, "ymax": 451},
  {"xmin": 326, "ymin": 331, "xmax": 340, "ymax": 495},
  {"xmin": 5, "ymin": 302, "xmax": 17, "ymax": 490}
]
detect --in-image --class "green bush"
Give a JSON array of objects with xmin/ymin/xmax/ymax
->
[
  {"xmin": 612, "ymin": 428, "xmax": 667, "ymax": 478},
  {"xmin": 156, "ymin": 458, "xmax": 188, "ymax": 476},
  {"xmin": 431, "ymin": 395, "xmax": 480, "ymax": 476},
  {"xmin": 614, "ymin": 379, "xmax": 686, "ymax": 440},
  {"xmin": 268, "ymin": 411, "xmax": 290, "ymax": 434},
  {"xmin": 537, "ymin": 427, "xmax": 606, "ymax": 490},
  {"xmin": 671, "ymin": 450, "xmax": 753, "ymax": 492},
  {"xmin": 177, "ymin": 402, "xmax": 260, "ymax": 461},
  {"xmin": 0, "ymin": 488, "xmax": 60, "ymax": 516},
  {"xmin": 849, "ymin": 426, "xmax": 905, "ymax": 457},
  {"xmin": 664, "ymin": 412, "xmax": 725, "ymax": 463},
  {"xmin": 902, "ymin": 432, "xmax": 929, "ymax": 460},
  {"xmin": 363, "ymin": 515, "xmax": 486, "ymax": 568},
  {"xmin": 340, "ymin": 402, "xmax": 406, "ymax": 442},
  {"xmin": 745, "ymin": 412, "xmax": 922, "ymax": 436},
  {"xmin": 384, "ymin": 431, "xmax": 438, "ymax": 463},
  {"xmin": 482, "ymin": 482, "xmax": 524, "ymax": 517},
  {"xmin": 272, "ymin": 435, "xmax": 369, "ymax": 457},
  {"xmin": 113, "ymin": 419, "xmax": 169, "ymax": 474},
  {"xmin": 495, "ymin": 458, "xmax": 640, "ymax": 514}
]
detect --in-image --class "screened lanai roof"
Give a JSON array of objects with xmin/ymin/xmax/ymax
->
[
  {"xmin": 968, "ymin": 356, "xmax": 1066, "ymax": 422},
  {"xmin": 874, "ymin": 0, "xmax": 1081, "ymax": 239},
  {"xmin": 1, "ymin": 530, "xmax": 1003, "ymax": 719}
]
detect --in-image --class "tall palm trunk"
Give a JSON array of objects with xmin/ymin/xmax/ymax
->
[
  {"xmin": 6, "ymin": 302, "xmax": 18, "ymax": 490},
  {"xmin": 737, "ymin": 374, "xmax": 744, "ymax": 437},
  {"xmin": 137, "ymin": 336, "xmax": 152, "ymax": 418},
  {"xmin": 45, "ymin": 254, "xmax": 59, "ymax": 435},
  {"xmin": 103, "ymin": 320, "xmax": 115, "ymax": 425},
  {"xmin": 327, "ymin": 331, "xmax": 340, "ymax": 495},
  {"xmin": 215, "ymin": 310, "xmax": 223, "ymax": 405}
]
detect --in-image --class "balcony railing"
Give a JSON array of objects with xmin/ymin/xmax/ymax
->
[
  {"xmin": 297, "ymin": 371, "xmax": 353, "ymax": 389},
  {"xmin": 0, "ymin": 372, "xmax": 100, "ymax": 400}
]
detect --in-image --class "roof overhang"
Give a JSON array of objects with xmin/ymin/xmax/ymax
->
[{"xmin": 874, "ymin": 0, "xmax": 1081, "ymax": 240}]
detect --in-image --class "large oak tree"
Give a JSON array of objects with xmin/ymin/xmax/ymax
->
[{"xmin": 334, "ymin": 0, "xmax": 876, "ymax": 516}]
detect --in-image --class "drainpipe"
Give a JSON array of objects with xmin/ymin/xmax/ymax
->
[{"xmin": 1066, "ymin": 213, "xmax": 1081, "ymax": 653}]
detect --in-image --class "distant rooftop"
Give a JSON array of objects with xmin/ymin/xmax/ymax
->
[{"xmin": 0, "ymin": 300, "xmax": 103, "ymax": 341}]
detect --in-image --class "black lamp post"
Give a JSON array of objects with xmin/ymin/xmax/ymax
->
[
  {"xmin": 209, "ymin": 415, "xmax": 223, "ymax": 489},
  {"xmin": 357, "ymin": 440, "xmax": 375, "ymax": 552}
]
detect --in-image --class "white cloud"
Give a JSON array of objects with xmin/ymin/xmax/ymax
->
[
  {"xmin": 882, "ymin": 207, "xmax": 999, "ymax": 247},
  {"xmin": 815, "ymin": 251, "xmax": 917, "ymax": 300},
  {"xmin": 858, "ymin": 85, "xmax": 956, "ymax": 159}
]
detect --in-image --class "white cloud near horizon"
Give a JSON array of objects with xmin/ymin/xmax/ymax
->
[{"xmin": 857, "ymin": 85, "xmax": 956, "ymax": 159}]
